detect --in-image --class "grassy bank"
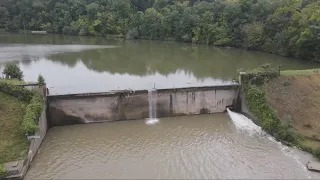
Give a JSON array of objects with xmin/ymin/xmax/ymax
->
[
  {"xmin": 0, "ymin": 78, "xmax": 44, "ymax": 176},
  {"xmin": 243, "ymin": 67, "xmax": 320, "ymax": 159},
  {"xmin": 281, "ymin": 69, "xmax": 320, "ymax": 76},
  {"xmin": 0, "ymin": 79, "xmax": 25, "ymax": 85},
  {"xmin": 0, "ymin": 92, "xmax": 28, "ymax": 165}
]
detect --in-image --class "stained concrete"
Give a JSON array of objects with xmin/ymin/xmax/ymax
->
[
  {"xmin": 307, "ymin": 162, "xmax": 320, "ymax": 173},
  {"xmin": 47, "ymin": 85, "xmax": 240, "ymax": 126},
  {"xmin": 4, "ymin": 161, "xmax": 23, "ymax": 177}
]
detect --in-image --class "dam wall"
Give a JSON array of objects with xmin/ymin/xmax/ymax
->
[{"xmin": 47, "ymin": 85, "xmax": 240, "ymax": 126}]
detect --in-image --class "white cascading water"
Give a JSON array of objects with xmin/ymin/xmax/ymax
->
[
  {"xmin": 146, "ymin": 88, "xmax": 159, "ymax": 125},
  {"xmin": 226, "ymin": 108, "xmax": 265, "ymax": 136},
  {"xmin": 226, "ymin": 108, "xmax": 311, "ymax": 178}
]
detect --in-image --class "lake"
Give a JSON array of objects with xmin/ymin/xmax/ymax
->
[
  {"xmin": 1, "ymin": 33, "xmax": 320, "ymax": 179},
  {"xmin": 0, "ymin": 34, "xmax": 317, "ymax": 94}
]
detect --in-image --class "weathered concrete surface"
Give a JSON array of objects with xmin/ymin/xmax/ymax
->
[
  {"xmin": 4, "ymin": 161, "xmax": 23, "ymax": 177},
  {"xmin": 307, "ymin": 162, "xmax": 320, "ymax": 173},
  {"xmin": 47, "ymin": 85, "xmax": 240, "ymax": 126}
]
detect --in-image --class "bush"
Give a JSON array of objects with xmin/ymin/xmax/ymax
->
[
  {"xmin": 126, "ymin": 28, "xmax": 139, "ymax": 39},
  {"xmin": 62, "ymin": 26, "xmax": 71, "ymax": 34},
  {"xmin": 37, "ymin": 74, "xmax": 45, "ymax": 85},
  {"xmin": 298, "ymin": 144, "xmax": 313, "ymax": 154},
  {"xmin": 21, "ymin": 94, "xmax": 43, "ymax": 135},
  {"xmin": 315, "ymin": 148, "xmax": 320, "ymax": 159},
  {"xmin": 276, "ymin": 128, "xmax": 296, "ymax": 143},
  {"xmin": 0, "ymin": 80, "xmax": 44, "ymax": 136},
  {"xmin": 241, "ymin": 64, "xmax": 279, "ymax": 85},
  {"xmin": 0, "ymin": 81, "xmax": 34, "ymax": 102},
  {"xmin": 245, "ymin": 84, "xmax": 280, "ymax": 135},
  {"xmin": 2, "ymin": 64, "xmax": 23, "ymax": 80},
  {"xmin": 0, "ymin": 164, "xmax": 6, "ymax": 177}
]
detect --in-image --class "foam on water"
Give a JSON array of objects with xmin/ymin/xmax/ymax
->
[
  {"xmin": 226, "ymin": 108, "xmax": 264, "ymax": 136},
  {"xmin": 145, "ymin": 118, "xmax": 160, "ymax": 125}
]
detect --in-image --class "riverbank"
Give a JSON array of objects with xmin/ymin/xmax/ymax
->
[
  {"xmin": 0, "ymin": 77, "xmax": 46, "ymax": 178},
  {"xmin": 0, "ymin": 91, "xmax": 28, "ymax": 176},
  {"xmin": 243, "ymin": 67, "xmax": 320, "ymax": 161},
  {"xmin": 265, "ymin": 71, "xmax": 320, "ymax": 156}
]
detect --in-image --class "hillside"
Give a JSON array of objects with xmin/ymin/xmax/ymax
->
[
  {"xmin": 265, "ymin": 73, "xmax": 320, "ymax": 152},
  {"xmin": 0, "ymin": 92, "xmax": 28, "ymax": 164}
]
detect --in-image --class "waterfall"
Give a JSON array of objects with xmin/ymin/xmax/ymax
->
[
  {"xmin": 226, "ymin": 108, "xmax": 264, "ymax": 136},
  {"xmin": 146, "ymin": 88, "xmax": 159, "ymax": 125}
]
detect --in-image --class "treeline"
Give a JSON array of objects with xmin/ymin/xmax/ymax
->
[{"xmin": 0, "ymin": 0, "xmax": 319, "ymax": 61}]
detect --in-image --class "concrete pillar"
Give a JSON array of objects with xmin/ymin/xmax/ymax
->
[{"xmin": 239, "ymin": 72, "xmax": 246, "ymax": 85}]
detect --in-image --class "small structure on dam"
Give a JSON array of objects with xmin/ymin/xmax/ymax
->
[{"xmin": 47, "ymin": 85, "xmax": 240, "ymax": 126}]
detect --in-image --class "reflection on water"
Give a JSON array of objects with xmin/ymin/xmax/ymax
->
[
  {"xmin": 0, "ymin": 44, "xmax": 116, "ymax": 61},
  {"xmin": 0, "ymin": 34, "xmax": 319, "ymax": 94},
  {"xmin": 25, "ymin": 114, "xmax": 320, "ymax": 179},
  {"xmin": 19, "ymin": 60, "xmax": 232, "ymax": 94}
]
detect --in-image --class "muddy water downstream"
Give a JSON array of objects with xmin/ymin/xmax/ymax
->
[{"xmin": 25, "ymin": 113, "xmax": 320, "ymax": 179}]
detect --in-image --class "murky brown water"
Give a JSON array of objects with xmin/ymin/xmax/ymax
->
[{"xmin": 25, "ymin": 112, "xmax": 320, "ymax": 179}]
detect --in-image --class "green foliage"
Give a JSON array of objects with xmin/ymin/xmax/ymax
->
[
  {"xmin": 242, "ymin": 65, "xmax": 320, "ymax": 158},
  {"xmin": 0, "ymin": 79, "xmax": 44, "ymax": 136},
  {"xmin": 21, "ymin": 94, "xmax": 43, "ymax": 135},
  {"xmin": 0, "ymin": 81, "xmax": 34, "ymax": 102},
  {"xmin": 37, "ymin": 74, "xmax": 45, "ymax": 85},
  {"xmin": 315, "ymin": 148, "xmax": 320, "ymax": 159},
  {"xmin": 298, "ymin": 143, "xmax": 314, "ymax": 154},
  {"xmin": 241, "ymin": 23, "xmax": 264, "ymax": 49},
  {"xmin": 281, "ymin": 69, "xmax": 319, "ymax": 76},
  {"xmin": 241, "ymin": 64, "xmax": 279, "ymax": 85},
  {"xmin": 275, "ymin": 126, "xmax": 296, "ymax": 143},
  {"xmin": 2, "ymin": 64, "xmax": 23, "ymax": 80},
  {"xmin": 245, "ymin": 84, "xmax": 280, "ymax": 135},
  {"xmin": 1, "ymin": 0, "xmax": 320, "ymax": 61},
  {"xmin": 0, "ymin": 163, "xmax": 6, "ymax": 177}
]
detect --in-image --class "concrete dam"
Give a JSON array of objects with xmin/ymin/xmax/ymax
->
[
  {"xmin": 24, "ymin": 83, "xmax": 320, "ymax": 179},
  {"xmin": 47, "ymin": 85, "xmax": 240, "ymax": 126}
]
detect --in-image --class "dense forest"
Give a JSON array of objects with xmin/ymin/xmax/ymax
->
[{"xmin": 0, "ymin": 0, "xmax": 319, "ymax": 61}]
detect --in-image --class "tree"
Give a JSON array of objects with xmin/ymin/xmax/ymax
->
[
  {"xmin": 2, "ymin": 64, "xmax": 23, "ymax": 80},
  {"xmin": 241, "ymin": 23, "xmax": 264, "ymax": 49},
  {"xmin": 131, "ymin": 0, "xmax": 155, "ymax": 11},
  {"xmin": 37, "ymin": 74, "xmax": 46, "ymax": 85},
  {"xmin": 0, "ymin": 0, "xmax": 319, "ymax": 62},
  {"xmin": 0, "ymin": 7, "xmax": 8, "ymax": 28}
]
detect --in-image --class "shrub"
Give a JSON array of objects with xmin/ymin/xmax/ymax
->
[
  {"xmin": 0, "ymin": 81, "xmax": 34, "ymax": 102},
  {"xmin": 275, "ymin": 128, "xmax": 296, "ymax": 143},
  {"xmin": 0, "ymin": 80, "xmax": 44, "ymax": 136},
  {"xmin": 2, "ymin": 64, "xmax": 23, "ymax": 80},
  {"xmin": 241, "ymin": 64, "xmax": 279, "ymax": 85},
  {"xmin": 0, "ymin": 164, "xmax": 6, "ymax": 177},
  {"xmin": 21, "ymin": 94, "xmax": 43, "ymax": 135},
  {"xmin": 303, "ymin": 123, "xmax": 312, "ymax": 128},
  {"xmin": 315, "ymin": 148, "xmax": 320, "ymax": 159},
  {"xmin": 299, "ymin": 144, "xmax": 313, "ymax": 154},
  {"xmin": 37, "ymin": 74, "xmax": 46, "ymax": 85},
  {"xmin": 283, "ymin": 81, "xmax": 291, "ymax": 86},
  {"xmin": 245, "ymin": 84, "xmax": 280, "ymax": 135}
]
